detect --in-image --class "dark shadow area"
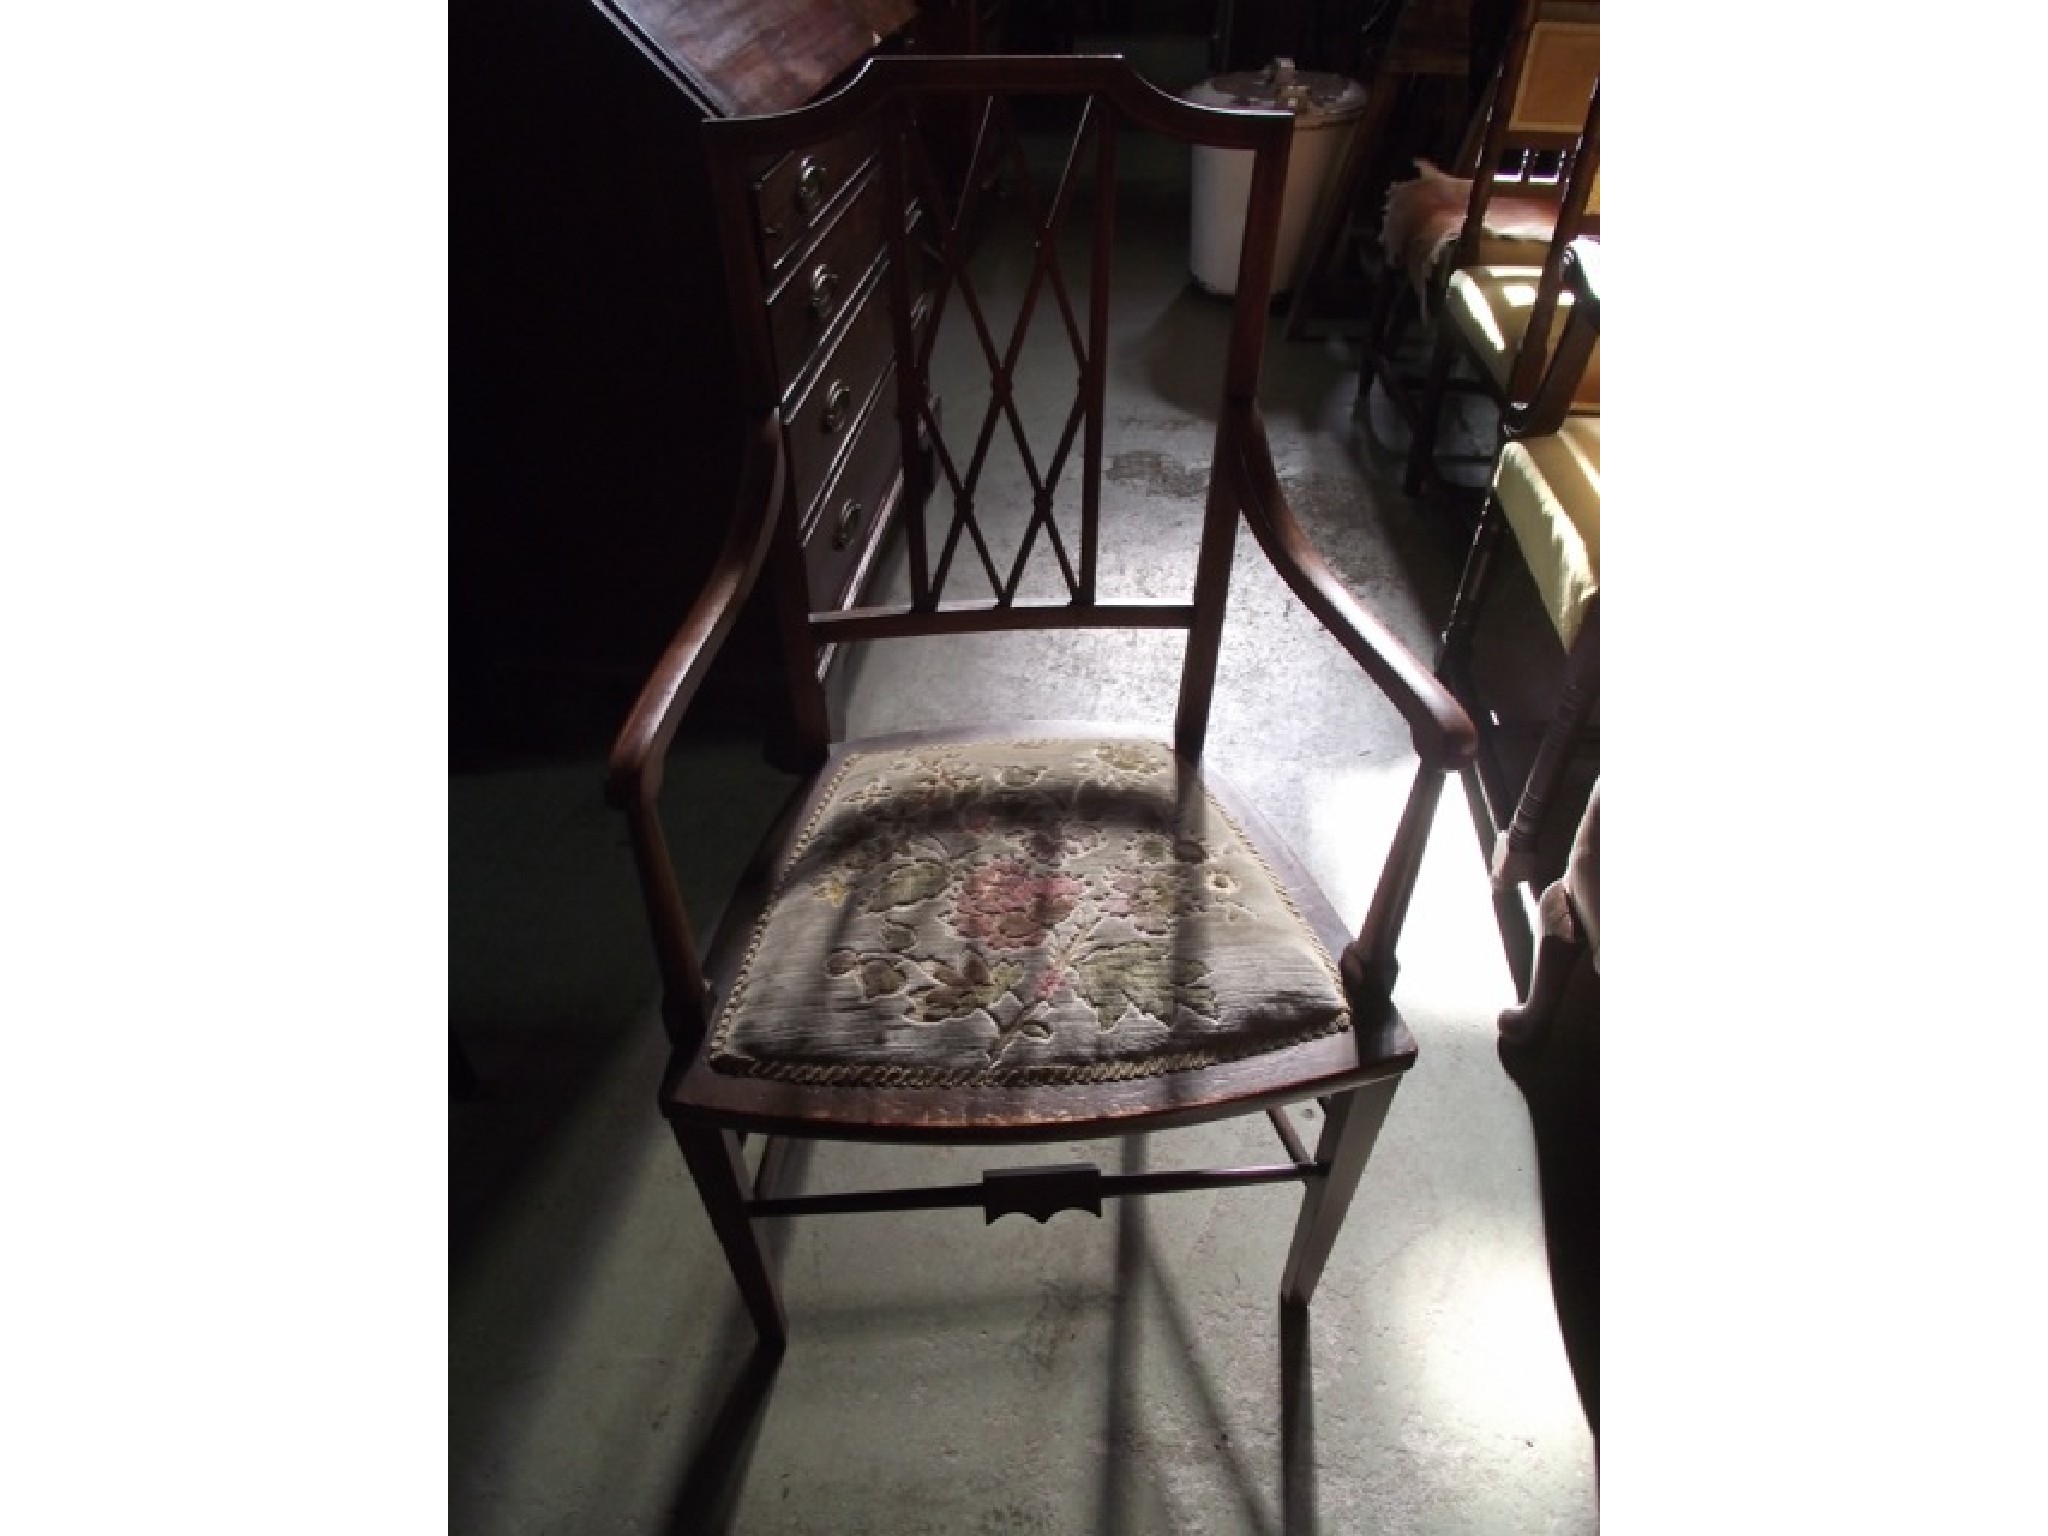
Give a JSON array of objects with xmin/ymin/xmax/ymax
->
[
  {"xmin": 452, "ymin": 1029, "xmax": 480, "ymax": 1101},
  {"xmin": 449, "ymin": 1028, "xmax": 636, "ymax": 1281},
  {"xmin": 1092, "ymin": 1135, "xmax": 1322, "ymax": 1536},
  {"xmin": 1139, "ymin": 1232, "xmax": 1286, "ymax": 1536},
  {"xmin": 1094, "ymin": 1135, "xmax": 1149, "ymax": 1536},
  {"xmin": 659, "ymin": 1333, "xmax": 789, "ymax": 1536},
  {"xmin": 448, "ymin": 745, "xmax": 662, "ymax": 1285},
  {"xmin": 1126, "ymin": 280, "xmax": 1238, "ymax": 418},
  {"xmin": 1279, "ymin": 1301, "xmax": 1318, "ymax": 1536},
  {"xmin": 1498, "ymin": 955, "xmax": 1599, "ymax": 1438},
  {"xmin": 451, "ymin": 727, "xmax": 804, "ymax": 1277},
  {"xmin": 448, "ymin": 728, "xmax": 810, "ymax": 1533}
]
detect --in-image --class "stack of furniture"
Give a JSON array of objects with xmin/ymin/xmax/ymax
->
[
  {"xmin": 1434, "ymin": 237, "xmax": 1599, "ymax": 898},
  {"xmin": 1357, "ymin": 0, "xmax": 1597, "ymax": 518}
]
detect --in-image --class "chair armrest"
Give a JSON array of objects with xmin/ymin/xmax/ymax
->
[
  {"xmin": 1224, "ymin": 401, "xmax": 1477, "ymax": 766},
  {"xmin": 605, "ymin": 414, "xmax": 786, "ymax": 809}
]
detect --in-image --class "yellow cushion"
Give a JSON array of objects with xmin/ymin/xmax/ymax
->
[
  {"xmin": 1494, "ymin": 417, "xmax": 1600, "ymax": 649},
  {"xmin": 1446, "ymin": 264, "xmax": 1601, "ymax": 407}
]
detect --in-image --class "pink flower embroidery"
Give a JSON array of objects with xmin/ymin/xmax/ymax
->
[{"xmin": 953, "ymin": 859, "xmax": 1085, "ymax": 951}]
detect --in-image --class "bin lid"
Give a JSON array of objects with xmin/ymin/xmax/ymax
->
[{"xmin": 1183, "ymin": 58, "xmax": 1368, "ymax": 125}]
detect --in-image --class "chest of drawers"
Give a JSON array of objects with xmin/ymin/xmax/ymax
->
[{"xmin": 730, "ymin": 123, "xmax": 928, "ymax": 668}]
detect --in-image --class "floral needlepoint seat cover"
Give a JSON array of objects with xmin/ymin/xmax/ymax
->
[{"xmin": 709, "ymin": 739, "xmax": 1354, "ymax": 1088}]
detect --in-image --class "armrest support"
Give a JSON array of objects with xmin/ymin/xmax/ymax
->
[
  {"xmin": 1224, "ymin": 400, "xmax": 1477, "ymax": 766},
  {"xmin": 602, "ymin": 414, "xmax": 786, "ymax": 1051},
  {"xmin": 605, "ymin": 413, "xmax": 787, "ymax": 810}
]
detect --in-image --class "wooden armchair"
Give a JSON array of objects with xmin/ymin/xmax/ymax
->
[
  {"xmin": 605, "ymin": 55, "xmax": 1476, "ymax": 1345},
  {"xmin": 1362, "ymin": 0, "xmax": 1599, "ymax": 502}
]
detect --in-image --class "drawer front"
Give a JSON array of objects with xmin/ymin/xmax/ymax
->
[
  {"xmin": 781, "ymin": 266, "xmax": 897, "ymax": 516},
  {"xmin": 767, "ymin": 168, "xmax": 886, "ymax": 395},
  {"xmin": 751, "ymin": 124, "xmax": 878, "ymax": 280},
  {"xmin": 803, "ymin": 368, "xmax": 902, "ymax": 613}
]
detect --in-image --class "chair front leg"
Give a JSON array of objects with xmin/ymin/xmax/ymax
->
[
  {"xmin": 673, "ymin": 1121, "xmax": 788, "ymax": 1347},
  {"xmin": 1280, "ymin": 1074, "xmax": 1402, "ymax": 1308}
]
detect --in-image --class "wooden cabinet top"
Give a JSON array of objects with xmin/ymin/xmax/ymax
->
[{"xmin": 593, "ymin": 0, "xmax": 918, "ymax": 117}]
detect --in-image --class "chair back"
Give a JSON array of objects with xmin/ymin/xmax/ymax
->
[
  {"xmin": 1450, "ymin": 0, "xmax": 1599, "ymax": 401},
  {"xmin": 699, "ymin": 55, "xmax": 1296, "ymax": 754},
  {"xmin": 1453, "ymin": 0, "xmax": 1599, "ymax": 239}
]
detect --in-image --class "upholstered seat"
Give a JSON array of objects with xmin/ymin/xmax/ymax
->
[
  {"xmin": 1445, "ymin": 264, "xmax": 1602, "ymax": 410},
  {"xmin": 1492, "ymin": 416, "xmax": 1600, "ymax": 648},
  {"xmin": 709, "ymin": 738, "xmax": 1351, "ymax": 1089}
]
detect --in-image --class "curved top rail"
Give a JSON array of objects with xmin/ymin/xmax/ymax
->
[{"xmin": 702, "ymin": 53, "xmax": 1294, "ymax": 160}]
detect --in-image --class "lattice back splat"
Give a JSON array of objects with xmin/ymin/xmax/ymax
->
[{"xmin": 881, "ymin": 87, "xmax": 1115, "ymax": 609}]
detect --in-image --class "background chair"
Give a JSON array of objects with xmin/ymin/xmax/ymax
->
[
  {"xmin": 1355, "ymin": 0, "xmax": 1598, "ymax": 506},
  {"xmin": 1281, "ymin": 0, "xmax": 1484, "ymax": 343},
  {"xmin": 605, "ymin": 54, "xmax": 1476, "ymax": 1346},
  {"xmin": 1434, "ymin": 236, "xmax": 1600, "ymax": 890}
]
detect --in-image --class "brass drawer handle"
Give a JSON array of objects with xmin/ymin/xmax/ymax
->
[
  {"xmin": 795, "ymin": 157, "xmax": 829, "ymax": 222},
  {"xmin": 831, "ymin": 496, "xmax": 866, "ymax": 550},
  {"xmin": 821, "ymin": 381, "xmax": 853, "ymax": 434},
  {"xmin": 808, "ymin": 264, "xmax": 841, "ymax": 321}
]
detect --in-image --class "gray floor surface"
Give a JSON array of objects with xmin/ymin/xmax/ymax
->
[{"xmin": 452, "ymin": 122, "xmax": 1595, "ymax": 1535}]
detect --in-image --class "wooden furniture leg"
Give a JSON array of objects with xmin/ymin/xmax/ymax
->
[
  {"xmin": 1490, "ymin": 605, "xmax": 1598, "ymax": 888},
  {"xmin": 674, "ymin": 1122, "xmax": 788, "ymax": 1346},
  {"xmin": 1404, "ymin": 324, "xmax": 1460, "ymax": 496},
  {"xmin": 1497, "ymin": 877, "xmax": 1579, "ymax": 1050},
  {"xmin": 1280, "ymin": 1075, "xmax": 1401, "ymax": 1307},
  {"xmin": 1434, "ymin": 495, "xmax": 1507, "ymax": 677}
]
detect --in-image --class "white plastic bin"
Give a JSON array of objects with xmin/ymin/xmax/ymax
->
[{"xmin": 1186, "ymin": 59, "xmax": 1369, "ymax": 298}]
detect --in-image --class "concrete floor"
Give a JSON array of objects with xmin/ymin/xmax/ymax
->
[{"xmin": 452, "ymin": 107, "xmax": 1596, "ymax": 1535}]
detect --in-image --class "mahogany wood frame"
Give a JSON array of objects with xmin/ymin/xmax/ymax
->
[{"xmin": 605, "ymin": 55, "xmax": 1477, "ymax": 1345}]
